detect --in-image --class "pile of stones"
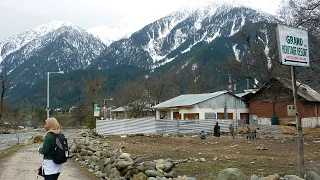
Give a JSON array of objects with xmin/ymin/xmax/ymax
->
[{"xmin": 69, "ymin": 132, "xmax": 196, "ymax": 180}]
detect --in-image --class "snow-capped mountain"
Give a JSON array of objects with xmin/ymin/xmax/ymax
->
[
  {"xmin": 0, "ymin": 21, "xmax": 106, "ymax": 98},
  {"xmin": 88, "ymin": 25, "xmax": 133, "ymax": 46},
  {"xmin": 0, "ymin": 21, "xmax": 83, "ymax": 63},
  {"xmin": 1, "ymin": 1, "xmax": 283, "ymax": 107},
  {"xmin": 93, "ymin": 1, "xmax": 278, "ymax": 70}
]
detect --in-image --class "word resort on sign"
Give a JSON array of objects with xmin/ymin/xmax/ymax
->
[{"xmin": 276, "ymin": 25, "xmax": 309, "ymax": 67}]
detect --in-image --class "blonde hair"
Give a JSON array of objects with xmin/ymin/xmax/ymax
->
[{"xmin": 45, "ymin": 117, "xmax": 61, "ymax": 136}]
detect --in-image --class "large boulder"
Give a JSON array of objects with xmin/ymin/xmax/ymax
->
[
  {"xmin": 145, "ymin": 170, "xmax": 164, "ymax": 177},
  {"xmin": 216, "ymin": 168, "xmax": 246, "ymax": 180},
  {"xmin": 133, "ymin": 172, "xmax": 148, "ymax": 180},
  {"xmin": 33, "ymin": 135, "xmax": 44, "ymax": 143},
  {"xmin": 283, "ymin": 175, "xmax": 304, "ymax": 180},
  {"xmin": 266, "ymin": 174, "xmax": 280, "ymax": 180},
  {"xmin": 306, "ymin": 171, "xmax": 320, "ymax": 180}
]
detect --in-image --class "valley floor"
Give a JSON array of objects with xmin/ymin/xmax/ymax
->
[{"xmin": 105, "ymin": 132, "xmax": 320, "ymax": 180}]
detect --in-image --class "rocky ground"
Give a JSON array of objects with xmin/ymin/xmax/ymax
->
[
  {"xmin": 101, "ymin": 132, "xmax": 320, "ymax": 180},
  {"xmin": 1, "ymin": 128, "xmax": 320, "ymax": 180}
]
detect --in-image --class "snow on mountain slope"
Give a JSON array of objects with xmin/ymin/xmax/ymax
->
[
  {"xmin": 88, "ymin": 25, "xmax": 133, "ymax": 46},
  {"xmin": 95, "ymin": 2, "xmax": 278, "ymax": 71},
  {"xmin": 1, "ymin": 21, "xmax": 106, "ymax": 91},
  {"xmin": 0, "ymin": 21, "xmax": 83, "ymax": 63},
  {"xmin": 145, "ymin": 2, "xmax": 277, "ymax": 64}
]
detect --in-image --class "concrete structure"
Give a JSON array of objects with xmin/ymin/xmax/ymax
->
[{"xmin": 152, "ymin": 91, "xmax": 249, "ymax": 121}]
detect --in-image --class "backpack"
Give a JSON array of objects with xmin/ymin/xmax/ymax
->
[{"xmin": 51, "ymin": 132, "xmax": 69, "ymax": 164}]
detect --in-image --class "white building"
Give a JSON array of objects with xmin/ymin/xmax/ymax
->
[{"xmin": 152, "ymin": 90, "xmax": 249, "ymax": 121}]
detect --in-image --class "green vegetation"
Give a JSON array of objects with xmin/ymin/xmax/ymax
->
[{"xmin": 0, "ymin": 144, "xmax": 26, "ymax": 159}]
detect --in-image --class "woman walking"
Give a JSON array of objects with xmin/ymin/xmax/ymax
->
[{"xmin": 38, "ymin": 117, "xmax": 64, "ymax": 180}]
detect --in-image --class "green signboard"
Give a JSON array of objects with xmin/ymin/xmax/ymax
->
[{"xmin": 94, "ymin": 103, "xmax": 100, "ymax": 117}]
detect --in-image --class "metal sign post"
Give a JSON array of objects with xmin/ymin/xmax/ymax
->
[
  {"xmin": 291, "ymin": 66, "xmax": 304, "ymax": 177},
  {"xmin": 276, "ymin": 24, "xmax": 309, "ymax": 177}
]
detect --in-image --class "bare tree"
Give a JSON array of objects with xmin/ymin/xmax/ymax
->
[
  {"xmin": 70, "ymin": 102, "xmax": 88, "ymax": 126},
  {"xmin": 81, "ymin": 75, "xmax": 106, "ymax": 128},
  {"xmin": 81, "ymin": 75, "xmax": 106, "ymax": 113},
  {"xmin": 223, "ymin": 23, "xmax": 291, "ymax": 88},
  {"xmin": 279, "ymin": 0, "xmax": 320, "ymax": 88},
  {"xmin": 145, "ymin": 75, "xmax": 170, "ymax": 105},
  {"xmin": 115, "ymin": 78, "xmax": 152, "ymax": 118},
  {"xmin": 0, "ymin": 70, "xmax": 12, "ymax": 124},
  {"xmin": 167, "ymin": 71, "xmax": 185, "ymax": 95}
]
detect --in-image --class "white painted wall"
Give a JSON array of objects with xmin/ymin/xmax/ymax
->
[
  {"xmin": 258, "ymin": 118, "xmax": 272, "ymax": 125},
  {"xmin": 256, "ymin": 117, "xmax": 320, "ymax": 127},
  {"xmin": 180, "ymin": 107, "xmax": 248, "ymax": 120},
  {"xmin": 302, "ymin": 117, "xmax": 320, "ymax": 128},
  {"xmin": 155, "ymin": 110, "xmax": 172, "ymax": 119},
  {"xmin": 156, "ymin": 107, "xmax": 249, "ymax": 120}
]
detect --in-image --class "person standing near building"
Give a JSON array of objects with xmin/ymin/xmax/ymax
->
[
  {"xmin": 229, "ymin": 124, "xmax": 235, "ymax": 139},
  {"xmin": 214, "ymin": 122, "xmax": 220, "ymax": 138}
]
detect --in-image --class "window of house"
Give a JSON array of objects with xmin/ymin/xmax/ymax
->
[
  {"xmin": 287, "ymin": 105, "xmax": 295, "ymax": 116},
  {"xmin": 217, "ymin": 113, "xmax": 233, "ymax": 119},
  {"xmin": 183, "ymin": 113, "xmax": 199, "ymax": 120},
  {"xmin": 173, "ymin": 112, "xmax": 181, "ymax": 120},
  {"xmin": 205, "ymin": 112, "xmax": 216, "ymax": 119},
  {"xmin": 160, "ymin": 111, "xmax": 167, "ymax": 119},
  {"xmin": 240, "ymin": 113, "xmax": 249, "ymax": 121},
  {"xmin": 217, "ymin": 113, "xmax": 224, "ymax": 119}
]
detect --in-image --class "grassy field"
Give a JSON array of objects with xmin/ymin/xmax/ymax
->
[{"xmin": 104, "ymin": 130, "xmax": 320, "ymax": 180}]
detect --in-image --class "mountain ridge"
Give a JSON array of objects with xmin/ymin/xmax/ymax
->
[{"xmin": 0, "ymin": 3, "xmax": 282, "ymax": 108}]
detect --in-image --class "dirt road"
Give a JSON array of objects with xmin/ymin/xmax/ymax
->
[{"xmin": 0, "ymin": 143, "xmax": 98, "ymax": 180}]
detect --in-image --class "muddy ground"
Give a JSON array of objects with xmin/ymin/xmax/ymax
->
[{"xmin": 105, "ymin": 132, "xmax": 320, "ymax": 180}]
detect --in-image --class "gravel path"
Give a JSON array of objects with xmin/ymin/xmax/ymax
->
[{"xmin": 0, "ymin": 137, "xmax": 98, "ymax": 180}]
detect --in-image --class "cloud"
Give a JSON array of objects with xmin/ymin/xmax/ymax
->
[{"xmin": 0, "ymin": 0, "xmax": 282, "ymax": 40}]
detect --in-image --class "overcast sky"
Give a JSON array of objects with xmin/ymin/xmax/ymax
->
[{"xmin": 0, "ymin": 0, "xmax": 282, "ymax": 41}]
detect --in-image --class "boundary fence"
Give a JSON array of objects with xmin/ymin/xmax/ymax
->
[{"xmin": 96, "ymin": 118, "xmax": 237, "ymax": 135}]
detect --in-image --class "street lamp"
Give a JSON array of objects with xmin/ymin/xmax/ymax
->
[{"xmin": 47, "ymin": 71, "xmax": 64, "ymax": 119}]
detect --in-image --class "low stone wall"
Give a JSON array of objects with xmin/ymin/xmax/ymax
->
[{"xmin": 69, "ymin": 131, "xmax": 197, "ymax": 180}]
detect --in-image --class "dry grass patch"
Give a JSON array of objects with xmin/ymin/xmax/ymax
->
[{"xmin": 104, "ymin": 133, "xmax": 320, "ymax": 180}]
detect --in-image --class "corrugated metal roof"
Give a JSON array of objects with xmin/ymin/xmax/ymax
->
[
  {"xmin": 236, "ymin": 92, "xmax": 251, "ymax": 98},
  {"xmin": 112, "ymin": 106, "xmax": 153, "ymax": 112},
  {"xmin": 112, "ymin": 107, "xmax": 126, "ymax": 112},
  {"xmin": 152, "ymin": 90, "xmax": 228, "ymax": 109},
  {"xmin": 276, "ymin": 78, "xmax": 320, "ymax": 102}
]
